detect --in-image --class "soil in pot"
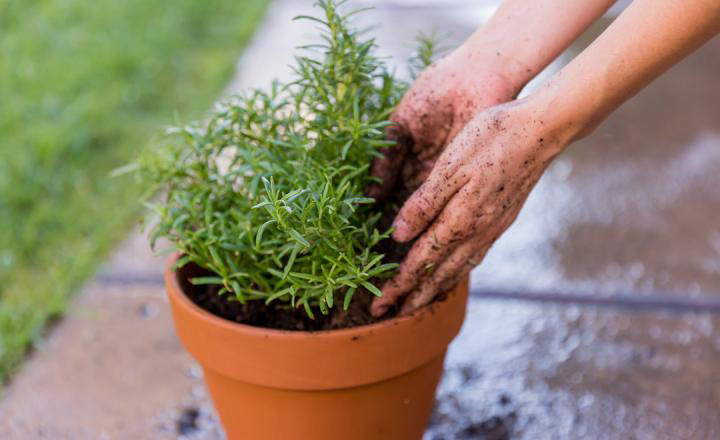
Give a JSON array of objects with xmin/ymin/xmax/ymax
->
[
  {"xmin": 184, "ymin": 274, "xmax": 379, "ymax": 331},
  {"xmin": 179, "ymin": 184, "xmax": 437, "ymax": 331},
  {"xmin": 179, "ymin": 255, "xmax": 451, "ymax": 332}
]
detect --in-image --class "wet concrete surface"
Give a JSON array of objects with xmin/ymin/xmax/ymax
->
[
  {"xmin": 0, "ymin": 233, "xmax": 212, "ymax": 440},
  {"xmin": 429, "ymin": 301, "xmax": 720, "ymax": 439},
  {"xmin": 2, "ymin": 0, "xmax": 720, "ymax": 438}
]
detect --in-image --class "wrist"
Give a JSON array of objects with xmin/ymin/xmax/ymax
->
[
  {"xmin": 453, "ymin": 31, "xmax": 534, "ymax": 97},
  {"xmin": 459, "ymin": 27, "xmax": 547, "ymax": 93},
  {"xmin": 503, "ymin": 87, "xmax": 585, "ymax": 160},
  {"xmin": 523, "ymin": 74, "xmax": 601, "ymax": 148}
]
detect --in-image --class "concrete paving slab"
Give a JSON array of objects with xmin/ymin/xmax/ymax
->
[
  {"xmin": 429, "ymin": 300, "xmax": 720, "ymax": 439},
  {"xmin": 0, "ymin": 280, "xmax": 210, "ymax": 440}
]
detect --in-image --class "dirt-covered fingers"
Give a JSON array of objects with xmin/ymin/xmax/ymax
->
[
  {"xmin": 371, "ymin": 188, "xmax": 475, "ymax": 317},
  {"xmin": 398, "ymin": 183, "xmax": 479, "ymax": 271},
  {"xmin": 398, "ymin": 198, "xmax": 524, "ymax": 314},
  {"xmin": 392, "ymin": 151, "xmax": 471, "ymax": 243},
  {"xmin": 369, "ymin": 262, "xmax": 416, "ymax": 317},
  {"xmin": 370, "ymin": 223, "xmax": 462, "ymax": 317},
  {"xmin": 399, "ymin": 239, "xmax": 486, "ymax": 315}
]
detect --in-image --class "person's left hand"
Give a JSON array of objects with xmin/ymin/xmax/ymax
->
[
  {"xmin": 371, "ymin": 97, "xmax": 575, "ymax": 317},
  {"xmin": 367, "ymin": 42, "xmax": 522, "ymax": 202}
]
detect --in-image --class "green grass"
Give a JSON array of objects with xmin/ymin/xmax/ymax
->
[{"xmin": 0, "ymin": 0, "xmax": 269, "ymax": 382}]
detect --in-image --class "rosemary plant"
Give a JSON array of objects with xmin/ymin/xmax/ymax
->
[
  {"xmin": 141, "ymin": 0, "xmax": 421, "ymax": 318},
  {"xmin": 409, "ymin": 31, "xmax": 444, "ymax": 79}
]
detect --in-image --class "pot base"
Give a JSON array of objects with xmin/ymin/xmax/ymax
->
[{"xmin": 205, "ymin": 354, "xmax": 445, "ymax": 440}]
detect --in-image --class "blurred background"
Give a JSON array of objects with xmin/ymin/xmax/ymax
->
[{"xmin": 1, "ymin": 0, "xmax": 719, "ymax": 439}]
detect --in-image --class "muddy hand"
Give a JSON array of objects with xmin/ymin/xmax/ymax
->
[
  {"xmin": 371, "ymin": 99, "xmax": 575, "ymax": 317},
  {"xmin": 370, "ymin": 0, "xmax": 720, "ymax": 316},
  {"xmin": 367, "ymin": 45, "xmax": 520, "ymax": 201}
]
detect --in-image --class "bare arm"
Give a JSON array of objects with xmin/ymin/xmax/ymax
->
[
  {"xmin": 466, "ymin": 0, "xmax": 617, "ymax": 87},
  {"xmin": 539, "ymin": 0, "xmax": 720, "ymax": 141},
  {"xmin": 372, "ymin": 0, "xmax": 720, "ymax": 317},
  {"xmin": 369, "ymin": 0, "xmax": 615, "ymax": 198}
]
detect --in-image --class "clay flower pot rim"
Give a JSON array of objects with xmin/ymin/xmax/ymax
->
[{"xmin": 166, "ymin": 253, "xmax": 440, "ymax": 339}]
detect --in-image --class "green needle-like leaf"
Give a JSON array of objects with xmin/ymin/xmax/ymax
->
[
  {"xmin": 361, "ymin": 281, "xmax": 383, "ymax": 297},
  {"xmin": 138, "ymin": 0, "xmax": 419, "ymax": 317}
]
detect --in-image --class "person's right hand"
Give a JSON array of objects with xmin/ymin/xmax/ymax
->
[
  {"xmin": 370, "ymin": 96, "xmax": 576, "ymax": 317},
  {"xmin": 368, "ymin": 44, "xmax": 524, "ymax": 200}
]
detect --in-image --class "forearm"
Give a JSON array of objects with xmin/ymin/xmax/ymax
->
[
  {"xmin": 459, "ymin": 0, "xmax": 617, "ymax": 90},
  {"xmin": 535, "ymin": 0, "xmax": 720, "ymax": 143}
]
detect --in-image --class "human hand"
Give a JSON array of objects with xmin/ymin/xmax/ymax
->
[
  {"xmin": 368, "ymin": 44, "xmax": 523, "ymax": 200},
  {"xmin": 371, "ymin": 96, "xmax": 577, "ymax": 317}
]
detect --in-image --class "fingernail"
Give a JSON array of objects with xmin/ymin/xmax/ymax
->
[{"xmin": 392, "ymin": 217, "xmax": 409, "ymax": 241}]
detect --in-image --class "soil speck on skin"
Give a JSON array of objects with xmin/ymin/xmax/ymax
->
[{"xmin": 177, "ymin": 407, "xmax": 200, "ymax": 435}]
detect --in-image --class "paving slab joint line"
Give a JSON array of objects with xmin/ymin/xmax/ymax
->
[
  {"xmin": 472, "ymin": 289, "xmax": 720, "ymax": 313},
  {"xmin": 95, "ymin": 272, "xmax": 720, "ymax": 313}
]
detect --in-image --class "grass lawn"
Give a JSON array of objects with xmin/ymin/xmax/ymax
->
[{"xmin": 0, "ymin": 0, "xmax": 269, "ymax": 382}]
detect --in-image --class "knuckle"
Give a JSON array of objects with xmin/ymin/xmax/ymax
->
[
  {"xmin": 402, "ymin": 191, "xmax": 434, "ymax": 221},
  {"xmin": 415, "ymin": 232, "xmax": 444, "ymax": 259},
  {"xmin": 412, "ymin": 192, "xmax": 434, "ymax": 216}
]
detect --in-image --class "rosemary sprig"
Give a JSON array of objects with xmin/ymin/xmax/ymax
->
[{"xmin": 140, "ymin": 0, "xmax": 422, "ymax": 316}]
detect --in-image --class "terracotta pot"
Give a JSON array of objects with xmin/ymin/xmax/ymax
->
[{"xmin": 164, "ymin": 254, "xmax": 469, "ymax": 440}]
